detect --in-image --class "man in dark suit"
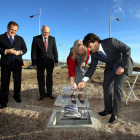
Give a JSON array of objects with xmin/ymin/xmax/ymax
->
[
  {"xmin": 0, "ymin": 21, "xmax": 27, "ymax": 109},
  {"xmin": 31, "ymin": 25, "xmax": 58, "ymax": 100},
  {"xmin": 78, "ymin": 33, "xmax": 134, "ymax": 124}
]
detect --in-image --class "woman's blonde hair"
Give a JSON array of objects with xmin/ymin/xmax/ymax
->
[{"xmin": 70, "ymin": 39, "xmax": 87, "ymax": 60}]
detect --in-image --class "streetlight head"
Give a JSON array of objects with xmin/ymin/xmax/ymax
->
[
  {"xmin": 116, "ymin": 18, "xmax": 120, "ymax": 21},
  {"xmin": 30, "ymin": 16, "xmax": 34, "ymax": 18}
]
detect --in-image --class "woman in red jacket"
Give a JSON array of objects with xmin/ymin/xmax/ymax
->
[{"xmin": 67, "ymin": 39, "xmax": 90, "ymax": 103}]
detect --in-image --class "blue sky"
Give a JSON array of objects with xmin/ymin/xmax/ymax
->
[{"xmin": 0, "ymin": 0, "xmax": 140, "ymax": 63}]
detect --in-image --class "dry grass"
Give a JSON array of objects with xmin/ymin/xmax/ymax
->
[{"xmin": 0, "ymin": 67, "xmax": 140, "ymax": 140}]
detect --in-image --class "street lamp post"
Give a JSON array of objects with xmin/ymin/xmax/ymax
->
[
  {"xmin": 109, "ymin": 11, "xmax": 120, "ymax": 38},
  {"xmin": 59, "ymin": 44, "xmax": 65, "ymax": 63},
  {"xmin": 30, "ymin": 8, "xmax": 41, "ymax": 35}
]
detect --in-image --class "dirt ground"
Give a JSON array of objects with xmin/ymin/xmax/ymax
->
[{"xmin": 0, "ymin": 66, "xmax": 140, "ymax": 140}]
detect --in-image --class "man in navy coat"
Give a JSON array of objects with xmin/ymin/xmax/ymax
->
[{"xmin": 78, "ymin": 33, "xmax": 134, "ymax": 124}]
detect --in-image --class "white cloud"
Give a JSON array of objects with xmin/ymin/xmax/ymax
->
[
  {"xmin": 127, "ymin": 8, "xmax": 140, "ymax": 20},
  {"xmin": 85, "ymin": 22, "xmax": 89, "ymax": 25},
  {"xmin": 135, "ymin": 11, "xmax": 140, "ymax": 19},
  {"xmin": 113, "ymin": 0, "xmax": 125, "ymax": 15},
  {"xmin": 83, "ymin": 8, "xmax": 88, "ymax": 13}
]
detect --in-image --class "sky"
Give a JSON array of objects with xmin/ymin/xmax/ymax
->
[{"xmin": 0, "ymin": 0, "xmax": 140, "ymax": 63}]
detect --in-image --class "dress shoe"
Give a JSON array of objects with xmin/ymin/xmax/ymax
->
[
  {"xmin": 13, "ymin": 96, "xmax": 22, "ymax": 103},
  {"xmin": 98, "ymin": 110, "xmax": 112, "ymax": 116},
  {"xmin": 0, "ymin": 104, "xmax": 7, "ymax": 109},
  {"xmin": 38, "ymin": 96, "xmax": 44, "ymax": 101},
  {"xmin": 78, "ymin": 94, "xmax": 84, "ymax": 104},
  {"xmin": 108, "ymin": 115, "xmax": 118, "ymax": 124},
  {"xmin": 47, "ymin": 95, "xmax": 55, "ymax": 99},
  {"xmin": 71, "ymin": 94, "xmax": 76, "ymax": 104}
]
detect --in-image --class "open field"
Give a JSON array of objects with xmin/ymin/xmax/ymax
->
[{"xmin": 0, "ymin": 67, "xmax": 140, "ymax": 140}]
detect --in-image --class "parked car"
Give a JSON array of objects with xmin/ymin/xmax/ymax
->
[
  {"xmin": 95, "ymin": 66, "xmax": 100, "ymax": 69},
  {"xmin": 27, "ymin": 65, "xmax": 33, "ymax": 69}
]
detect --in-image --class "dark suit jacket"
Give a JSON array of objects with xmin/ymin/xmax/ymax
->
[
  {"xmin": 0, "ymin": 33, "xmax": 27, "ymax": 67},
  {"xmin": 85, "ymin": 38, "xmax": 134, "ymax": 78},
  {"xmin": 31, "ymin": 35, "xmax": 58, "ymax": 68}
]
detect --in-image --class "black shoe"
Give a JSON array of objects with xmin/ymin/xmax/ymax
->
[
  {"xmin": 13, "ymin": 96, "xmax": 22, "ymax": 103},
  {"xmin": 38, "ymin": 96, "xmax": 44, "ymax": 101},
  {"xmin": 71, "ymin": 100, "xmax": 76, "ymax": 104},
  {"xmin": 46, "ymin": 95, "xmax": 55, "ymax": 99},
  {"xmin": 78, "ymin": 95, "xmax": 84, "ymax": 104},
  {"xmin": 109, "ymin": 115, "xmax": 118, "ymax": 124},
  {"xmin": 71, "ymin": 94, "xmax": 76, "ymax": 104},
  {"xmin": 98, "ymin": 110, "xmax": 112, "ymax": 116},
  {"xmin": 0, "ymin": 104, "xmax": 7, "ymax": 109}
]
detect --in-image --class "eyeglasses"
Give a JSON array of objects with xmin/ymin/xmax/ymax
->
[{"xmin": 43, "ymin": 32, "xmax": 50, "ymax": 34}]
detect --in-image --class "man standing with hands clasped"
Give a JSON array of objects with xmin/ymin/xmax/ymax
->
[
  {"xmin": 78, "ymin": 33, "xmax": 134, "ymax": 124},
  {"xmin": 0, "ymin": 21, "xmax": 27, "ymax": 109},
  {"xmin": 31, "ymin": 25, "xmax": 58, "ymax": 100}
]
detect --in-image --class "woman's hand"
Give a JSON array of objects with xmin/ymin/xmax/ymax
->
[
  {"xmin": 80, "ymin": 62, "xmax": 85, "ymax": 67},
  {"xmin": 71, "ymin": 83, "xmax": 77, "ymax": 89}
]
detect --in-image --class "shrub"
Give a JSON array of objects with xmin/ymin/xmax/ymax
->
[{"xmin": 61, "ymin": 65, "xmax": 68, "ymax": 69}]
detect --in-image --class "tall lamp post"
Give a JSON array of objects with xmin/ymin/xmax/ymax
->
[
  {"xmin": 109, "ymin": 11, "xmax": 120, "ymax": 37},
  {"xmin": 30, "ymin": 8, "xmax": 41, "ymax": 35},
  {"xmin": 59, "ymin": 44, "xmax": 65, "ymax": 63}
]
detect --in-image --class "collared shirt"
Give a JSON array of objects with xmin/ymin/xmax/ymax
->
[
  {"xmin": 42, "ymin": 35, "xmax": 48, "ymax": 52},
  {"xmin": 7, "ymin": 33, "xmax": 14, "ymax": 40},
  {"xmin": 97, "ymin": 43, "xmax": 107, "ymax": 56}
]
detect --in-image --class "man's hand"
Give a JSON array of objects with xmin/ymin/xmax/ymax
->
[
  {"xmin": 13, "ymin": 50, "xmax": 21, "ymax": 56},
  {"xmin": 80, "ymin": 62, "xmax": 85, "ymax": 67},
  {"xmin": 55, "ymin": 63, "xmax": 58, "ymax": 67},
  {"xmin": 33, "ymin": 65, "xmax": 37, "ymax": 70},
  {"xmin": 116, "ymin": 67, "xmax": 124, "ymax": 75},
  {"xmin": 77, "ymin": 80, "xmax": 85, "ymax": 89},
  {"xmin": 6, "ymin": 48, "xmax": 15, "ymax": 54}
]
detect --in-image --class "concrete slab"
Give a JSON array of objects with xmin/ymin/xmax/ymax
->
[
  {"xmin": 47, "ymin": 110, "xmax": 96, "ymax": 128},
  {"xmin": 54, "ymin": 95, "xmax": 89, "ymax": 108}
]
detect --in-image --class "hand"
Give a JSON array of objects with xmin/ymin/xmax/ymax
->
[
  {"xmin": 77, "ymin": 80, "xmax": 85, "ymax": 89},
  {"xmin": 13, "ymin": 50, "xmax": 21, "ymax": 56},
  {"xmin": 71, "ymin": 83, "xmax": 77, "ymax": 89},
  {"xmin": 55, "ymin": 63, "xmax": 58, "ymax": 67},
  {"xmin": 6, "ymin": 48, "xmax": 15, "ymax": 54},
  {"xmin": 116, "ymin": 67, "xmax": 124, "ymax": 75},
  {"xmin": 33, "ymin": 65, "xmax": 37, "ymax": 70},
  {"xmin": 80, "ymin": 62, "xmax": 85, "ymax": 67}
]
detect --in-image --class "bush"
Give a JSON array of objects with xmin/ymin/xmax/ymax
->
[{"xmin": 61, "ymin": 65, "xmax": 68, "ymax": 69}]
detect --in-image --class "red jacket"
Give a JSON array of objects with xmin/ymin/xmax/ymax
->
[{"xmin": 67, "ymin": 48, "xmax": 90, "ymax": 78}]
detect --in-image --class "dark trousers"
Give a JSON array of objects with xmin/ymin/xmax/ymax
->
[
  {"xmin": 103, "ymin": 70, "xmax": 127, "ymax": 116},
  {"xmin": 0, "ymin": 61, "xmax": 22, "ymax": 105},
  {"xmin": 37, "ymin": 60, "xmax": 54, "ymax": 97}
]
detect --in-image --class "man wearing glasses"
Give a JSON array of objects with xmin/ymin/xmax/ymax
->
[
  {"xmin": 31, "ymin": 25, "xmax": 58, "ymax": 100},
  {"xmin": 0, "ymin": 21, "xmax": 27, "ymax": 109}
]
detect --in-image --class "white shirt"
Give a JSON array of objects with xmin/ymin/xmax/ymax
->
[{"xmin": 98, "ymin": 43, "xmax": 107, "ymax": 56}]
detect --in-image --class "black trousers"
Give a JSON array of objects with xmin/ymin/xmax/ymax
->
[
  {"xmin": 103, "ymin": 69, "xmax": 127, "ymax": 116},
  {"xmin": 0, "ymin": 61, "xmax": 22, "ymax": 105},
  {"xmin": 37, "ymin": 59, "xmax": 54, "ymax": 97}
]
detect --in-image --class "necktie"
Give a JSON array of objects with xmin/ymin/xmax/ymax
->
[
  {"xmin": 99, "ymin": 51, "xmax": 108, "ymax": 60},
  {"xmin": 9, "ymin": 36, "xmax": 15, "ymax": 60},
  {"xmin": 44, "ymin": 38, "xmax": 47, "ymax": 51},
  {"xmin": 9, "ymin": 36, "xmax": 14, "ymax": 46}
]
